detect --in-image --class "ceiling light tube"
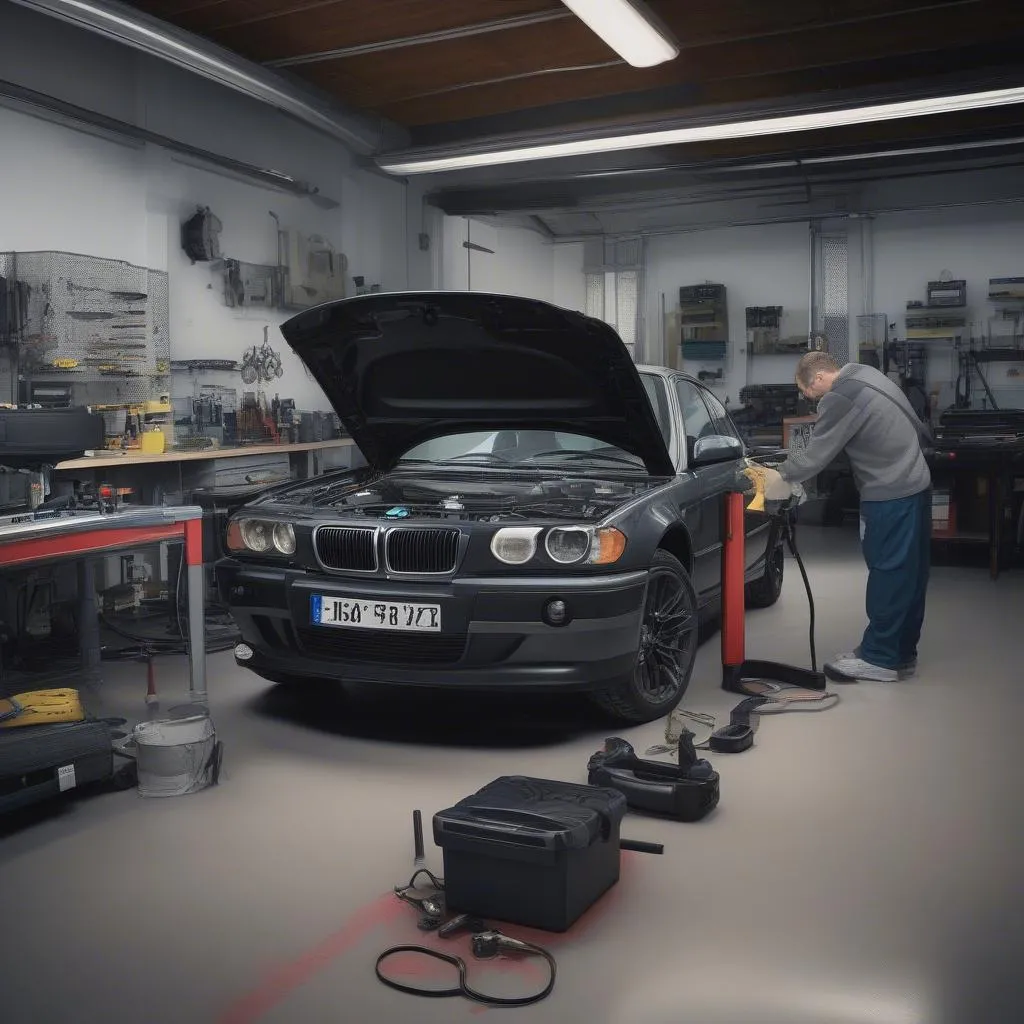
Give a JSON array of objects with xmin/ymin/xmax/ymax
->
[
  {"xmin": 561, "ymin": 0, "xmax": 678, "ymax": 68},
  {"xmin": 377, "ymin": 86, "xmax": 1024, "ymax": 175}
]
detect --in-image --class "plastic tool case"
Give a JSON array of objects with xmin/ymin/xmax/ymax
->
[
  {"xmin": 432, "ymin": 776, "xmax": 627, "ymax": 932},
  {"xmin": 0, "ymin": 721, "xmax": 113, "ymax": 815}
]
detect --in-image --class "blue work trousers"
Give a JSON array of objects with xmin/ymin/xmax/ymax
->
[{"xmin": 858, "ymin": 489, "xmax": 932, "ymax": 671}]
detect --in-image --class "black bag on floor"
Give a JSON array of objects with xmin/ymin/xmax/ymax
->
[{"xmin": 0, "ymin": 721, "xmax": 113, "ymax": 815}]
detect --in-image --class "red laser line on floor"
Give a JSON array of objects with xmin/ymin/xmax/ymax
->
[
  {"xmin": 216, "ymin": 894, "xmax": 406, "ymax": 1024},
  {"xmin": 217, "ymin": 852, "xmax": 638, "ymax": 1021}
]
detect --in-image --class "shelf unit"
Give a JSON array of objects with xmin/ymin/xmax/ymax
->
[{"xmin": 679, "ymin": 283, "xmax": 728, "ymax": 367}]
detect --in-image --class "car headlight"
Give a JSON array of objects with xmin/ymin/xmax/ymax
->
[
  {"xmin": 227, "ymin": 518, "xmax": 296, "ymax": 556},
  {"xmin": 273, "ymin": 522, "xmax": 296, "ymax": 555},
  {"xmin": 545, "ymin": 527, "xmax": 592, "ymax": 564},
  {"xmin": 490, "ymin": 527, "xmax": 542, "ymax": 565},
  {"xmin": 545, "ymin": 526, "xmax": 627, "ymax": 566}
]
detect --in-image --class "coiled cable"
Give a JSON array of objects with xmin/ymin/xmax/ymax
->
[{"xmin": 375, "ymin": 936, "xmax": 556, "ymax": 1008}]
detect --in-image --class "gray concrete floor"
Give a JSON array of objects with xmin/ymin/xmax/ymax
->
[{"xmin": 2, "ymin": 526, "xmax": 1023, "ymax": 1024}]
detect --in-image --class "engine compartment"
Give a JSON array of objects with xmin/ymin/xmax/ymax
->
[{"xmin": 271, "ymin": 470, "xmax": 664, "ymax": 522}]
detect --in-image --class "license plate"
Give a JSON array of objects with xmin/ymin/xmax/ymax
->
[{"xmin": 310, "ymin": 594, "xmax": 441, "ymax": 632}]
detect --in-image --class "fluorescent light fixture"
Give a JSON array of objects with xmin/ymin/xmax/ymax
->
[
  {"xmin": 377, "ymin": 86, "xmax": 1024, "ymax": 175},
  {"xmin": 561, "ymin": 0, "xmax": 678, "ymax": 68}
]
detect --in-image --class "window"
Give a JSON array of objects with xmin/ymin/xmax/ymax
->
[
  {"xmin": 701, "ymin": 389, "xmax": 742, "ymax": 443},
  {"xmin": 674, "ymin": 379, "xmax": 717, "ymax": 462},
  {"xmin": 400, "ymin": 430, "xmax": 644, "ymax": 468},
  {"xmin": 584, "ymin": 237, "xmax": 644, "ymax": 361},
  {"xmin": 639, "ymin": 373, "xmax": 672, "ymax": 447}
]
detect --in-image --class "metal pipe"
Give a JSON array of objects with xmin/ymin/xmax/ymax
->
[
  {"xmin": 808, "ymin": 222, "xmax": 816, "ymax": 346},
  {"xmin": 0, "ymin": 77, "xmax": 337, "ymax": 203},
  {"xmin": 7, "ymin": 0, "xmax": 402, "ymax": 154}
]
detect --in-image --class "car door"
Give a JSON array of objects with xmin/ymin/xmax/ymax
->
[
  {"xmin": 699, "ymin": 388, "xmax": 772, "ymax": 574},
  {"xmin": 672, "ymin": 377, "xmax": 739, "ymax": 598}
]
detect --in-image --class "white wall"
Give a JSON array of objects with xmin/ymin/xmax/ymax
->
[
  {"xmin": 439, "ymin": 216, "xmax": 582, "ymax": 307},
  {"xmin": 645, "ymin": 222, "xmax": 812, "ymax": 406},
  {"xmin": 639, "ymin": 201, "xmax": 1024, "ymax": 412},
  {"xmin": 870, "ymin": 204, "xmax": 1024, "ymax": 411},
  {"xmin": 0, "ymin": 2, "xmax": 429, "ymax": 409},
  {"xmin": 553, "ymin": 242, "xmax": 586, "ymax": 311}
]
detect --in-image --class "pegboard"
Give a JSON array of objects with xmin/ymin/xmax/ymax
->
[{"xmin": 0, "ymin": 251, "xmax": 170, "ymax": 435}]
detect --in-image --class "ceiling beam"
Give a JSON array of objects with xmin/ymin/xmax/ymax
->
[
  {"xmin": 265, "ymin": 9, "xmax": 572, "ymax": 69},
  {"xmin": 363, "ymin": 2, "xmax": 1013, "ymax": 126}
]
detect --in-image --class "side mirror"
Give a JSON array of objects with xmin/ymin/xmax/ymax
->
[{"xmin": 692, "ymin": 434, "xmax": 744, "ymax": 467}]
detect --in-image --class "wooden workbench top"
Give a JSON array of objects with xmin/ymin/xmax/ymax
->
[{"xmin": 55, "ymin": 437, "xmax": 356, "ymax": 470}]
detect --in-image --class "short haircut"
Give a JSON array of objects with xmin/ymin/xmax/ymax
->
[{"xmin": 796, "ymin": 350, "xmax": 840, "ymax": 386}]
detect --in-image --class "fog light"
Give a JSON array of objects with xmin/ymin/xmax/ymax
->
[
  {"xmin": 234, "ymin": 643, "xmax": 254, "ymax": 661},
  {"xmin": 543, "ymin": 598, "xmax": 569, "ymax": 626}
]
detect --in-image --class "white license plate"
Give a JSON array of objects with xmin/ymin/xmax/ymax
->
[{"xmin": 310, "ymin": 594, "xmax": 441, "ymax": 632}]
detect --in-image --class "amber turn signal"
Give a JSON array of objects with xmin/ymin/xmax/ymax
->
[{"xmin": 592, "ymin": 527, "xmax": 627, "ymax": 565}]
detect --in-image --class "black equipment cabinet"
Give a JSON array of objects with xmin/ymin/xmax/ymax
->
[
  {"xmin": 0, "ymin": 720, "xmax": 113, "ymax": 815},
  {"xmin": 0, "ymin": 407, "xmax": 105, "ymax": 470},
  {"xmin": 930, "ymin": 410, "xmax": 1024, "ymax": 579},
  {"xmin": 433, "ymin": 776, "xmax": 627, "ymax": 933}
]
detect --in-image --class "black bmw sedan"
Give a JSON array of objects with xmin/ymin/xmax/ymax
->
[{"xmin": 216, "ymin": 292, "xmax": 784, "ymax": 724}]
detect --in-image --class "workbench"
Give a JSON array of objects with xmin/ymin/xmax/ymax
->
[
  {"xmin": 0, "ymin": 506, "xmax": 208, "ymax": 703},
  {"xmin": 53, "ymin": 438, "xmax": 359, "ymax": 506}
]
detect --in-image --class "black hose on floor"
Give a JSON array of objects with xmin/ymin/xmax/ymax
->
[{"xmin": 782, "ymin": 516, "xmax": 817, "ymax": 673}]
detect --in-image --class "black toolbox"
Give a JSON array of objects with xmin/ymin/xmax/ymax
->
[
  {"xmin": 0, "ymin": 721, "xmax": 113, "ymax": 815},
  {"xmin": 432, "ymin": 776, "xmax": 627, "ymax": 932}
]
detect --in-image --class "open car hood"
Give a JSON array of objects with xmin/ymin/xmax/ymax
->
[{"xmin": 280, "ymin": 292, "xmax": 675, "ymax": 476}]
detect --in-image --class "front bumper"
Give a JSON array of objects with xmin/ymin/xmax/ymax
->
[{"xmin": 215, "ymin": 560, "xmax": 648, "ymax": 691}]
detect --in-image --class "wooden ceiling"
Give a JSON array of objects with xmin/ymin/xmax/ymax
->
[{"xmin": 121, "ymin": 0, "xmax": 1024, "ymax": 147}]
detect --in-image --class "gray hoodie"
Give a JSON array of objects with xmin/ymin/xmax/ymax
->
[{"xmin": 778, "ymin": 363, "xmax": 931, "ymax": 502}]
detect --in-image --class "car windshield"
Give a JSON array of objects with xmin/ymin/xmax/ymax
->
[{"xmin": 399, "ymin": 430, "xmax": 646, "ymax": 469}]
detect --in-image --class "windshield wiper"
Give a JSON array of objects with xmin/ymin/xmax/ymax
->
[
  {"xmin": 524, "ymin": 449, "xmax": 644, "ymax": 468},
  {"xmin": 398, "ymin": 453, "xmax": 506, "ymax": 466}
]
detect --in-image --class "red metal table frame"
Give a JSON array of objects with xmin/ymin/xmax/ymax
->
[{"xmin": 0, "ymin": 506, "xmax": 207, "ymax": 703}]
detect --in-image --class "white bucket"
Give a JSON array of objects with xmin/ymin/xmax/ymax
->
[{"xmin": 132, "ymin": 712, "xmax": 221, "ymax": 798}]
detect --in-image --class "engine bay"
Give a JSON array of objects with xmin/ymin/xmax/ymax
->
[{"xmin": 274, "ymin": 470, "xmax": 664, "ymax": 522}]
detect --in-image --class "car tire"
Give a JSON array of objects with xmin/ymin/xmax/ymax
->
[
  {"xmin": 745, "ymin": 533, "xmax": 785, "ymax": 609},
  {"xmin": 590, "ymin": 549, "xmax": 699, "ymax": 725}
]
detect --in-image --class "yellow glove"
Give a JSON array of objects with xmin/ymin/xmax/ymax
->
[
  {"xmin": 742, "ymin": 465, "xmax": 768, "ymax": 511},
  {"xmin": 742, "ymin": 465, "xmax": 792, "ymax": 511}
]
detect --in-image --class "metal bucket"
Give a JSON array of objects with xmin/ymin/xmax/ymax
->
[{"xmin": 131, "ymin": 710, "xmax": 221, "ymax": 798}]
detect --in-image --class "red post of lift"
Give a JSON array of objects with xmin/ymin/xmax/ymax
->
[
  {"xmin": 720, "ymin": 488, "xmax": 826, "ymax": 694},
  {"xmin": 721, "ymin": 491, "xmax": 747, "ymax": 681}
]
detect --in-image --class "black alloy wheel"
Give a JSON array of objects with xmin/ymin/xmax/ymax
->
[{"xmin": 591, "ymin": 549, "xmax": 698, "ymax": 724}]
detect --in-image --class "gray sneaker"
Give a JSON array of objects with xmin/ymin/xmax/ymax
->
[
  {"xmin": 835, "ymin": 650, "xmax": 916, "ymax": 679},
  {"xmin": 825, "ymin": 656, "xmax": 898, "ymax": 683}
]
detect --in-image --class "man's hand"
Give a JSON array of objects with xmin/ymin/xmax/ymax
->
[{"xmin": 762, "ymin": 467, "xmax": 792, "ymax": 502}]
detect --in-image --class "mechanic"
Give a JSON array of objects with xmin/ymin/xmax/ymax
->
[{"xmin": 761, "ymin": 351, "xmax": 932, "ymax": 683}]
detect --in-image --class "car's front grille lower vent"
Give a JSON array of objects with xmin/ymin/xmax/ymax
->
[
  {"xmin": 315, "ymin": 527, "xmax": 376, "ymax": 572},
  {"xmin": 298, "ymin": 628, "xmax": 467, "ymax": 665},
  {"xmin": 386, "ymin": 528, "xmax": 460, "ymax": 574}
]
